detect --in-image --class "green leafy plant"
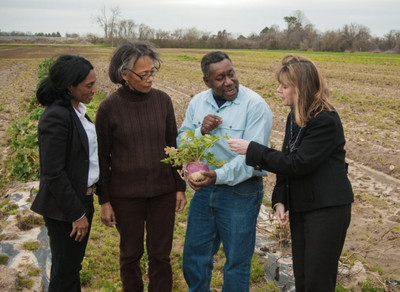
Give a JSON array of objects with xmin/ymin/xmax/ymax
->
[
  {"xmin": 6, "ymin": 58, "xmax": 55, "ymax": 182},
  {"xmin": 161, "ymin": 130, "xmax": 229, "ymax": 181},
  {"xmin": 28, "ymin": 58, "xmax": 54, "ymax": 111},
  {"xmin": 80, "ymin": 270, "xmax": 93, "ymax": 286},
  {"xmin": 29, "ymin": 107, "xmax": 45, "ymax": 121},
  {"xmin": 7, "ymin": 117, "xmax": 39, "ymax": 181}
]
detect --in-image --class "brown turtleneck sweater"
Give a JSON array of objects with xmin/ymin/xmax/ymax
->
[{"xmin": 95, "ymin": 86, "xmax": 186, "ymax": 204}]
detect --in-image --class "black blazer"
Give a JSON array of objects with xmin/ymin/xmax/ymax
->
[
  {"xmin": 246, "ymin": 110, "xmax": 354, "ymax": 212},
  {"xmin": 31, "ymin": 103, "xmax": 99, "ymax": 222}
]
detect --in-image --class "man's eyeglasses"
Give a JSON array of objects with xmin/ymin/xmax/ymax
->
[{"xmin": 128, "ymin": 67, "xmax": 159, "ymax": 80}]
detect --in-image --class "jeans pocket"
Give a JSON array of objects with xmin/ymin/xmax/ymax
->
[{"xmin": 232, "ymin": 178, "xmax": 261, "ymax": 196}]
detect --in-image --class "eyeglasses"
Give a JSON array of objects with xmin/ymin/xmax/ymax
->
[{"xmin": 128, "ymin": 67, "xmax": 159, "ymax": 80}]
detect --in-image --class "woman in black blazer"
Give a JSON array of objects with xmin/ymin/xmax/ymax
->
[
  {"xmin": 228, "ymin": 54, "xmax": 354, "ymax": 291},
  {"xmin": 31, "ymin": 55, "xmax": 100, "ymax": 292}
]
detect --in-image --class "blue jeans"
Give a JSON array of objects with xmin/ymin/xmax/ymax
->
[{"xmin": 183, "ymin": 177, "xmax": 264, "ymax": 292}]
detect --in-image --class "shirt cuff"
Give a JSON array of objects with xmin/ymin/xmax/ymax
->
[
  {"xmin": 75, "ymin": 213, "xmax": 85, "ymax": 222},
  {"xmin": 194, "ymin": 127, "xmax": 203, "ymax": 138},
  {"xmin": 214, "ymin": 168, "xmax": 225, "ymax": 184}
]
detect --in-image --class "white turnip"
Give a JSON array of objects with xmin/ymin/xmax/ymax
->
[{"xmin": 186, "ymin": 160, "xmax": 209, "ymax": 182}]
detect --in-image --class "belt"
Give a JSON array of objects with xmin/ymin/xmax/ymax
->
[{"xmin": 86, "ymin": 184, "xmax": 97, "ymax": 196}]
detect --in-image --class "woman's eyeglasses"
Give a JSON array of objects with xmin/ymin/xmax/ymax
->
[{"xmin": 128, "ymin": 67, "xmax": 159, "ymax": 80}]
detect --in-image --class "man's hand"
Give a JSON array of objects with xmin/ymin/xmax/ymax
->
[
  {"xmin": 176, "ymin": 191, "xmax": 187, "ymax": 212},
  {"xmin": 201, "ymin": 115, "xmax": 223, "ymax": 135},
  {"xmin": 71, "ymin": 215, "xmax": 89, "ymax": 242},
  {"xmin": 188, "ymin": 170, "xmax": 217, "ymax": 191},
  {"xmin": 100, "ymin": 202, "xmax": 117, "ymax": 227},
  {"xmin": 275, "ymin": 203, "xmax": 289, "ymax": 226}
]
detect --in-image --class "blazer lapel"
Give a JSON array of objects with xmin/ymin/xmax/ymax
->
[{"xmin": 68, "ymin": 104, "xmax": 89, "ymax": 156}]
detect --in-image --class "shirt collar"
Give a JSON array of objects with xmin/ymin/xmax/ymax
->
[{"xmin": 73, "ymin": 102, "xmax": 87, "ymax": 118}]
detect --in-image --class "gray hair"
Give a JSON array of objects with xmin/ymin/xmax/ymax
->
[
  {"xmin": 108, "ymin": 40, "xmax": 161, "ymax": 85},
  {"xmin": 201, "ymin": 50, "xmax": 232, "ymax": 79}
]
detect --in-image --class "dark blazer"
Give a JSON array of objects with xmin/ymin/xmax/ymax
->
[
  {"xmin": 246, "ymin": 110, "xmax": 354, "ymax": 212},
  {"xmin": 31, "ymin": 103, "xmax": 99, "ymax": 222}
]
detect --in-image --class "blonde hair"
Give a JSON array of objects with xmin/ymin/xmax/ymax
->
[{"xmin": 276, "ymin": 54, "xmax": 334, "ymax": 127}]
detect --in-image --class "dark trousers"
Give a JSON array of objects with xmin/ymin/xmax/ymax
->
[
  {"xmin": 110, "ymin": 192, "xmax": 176, "ymax": 292},
  {"xmin": 44, "ymin": 195, "xmax": 94, "ymax": 292},
  {"xmin": 290, "ymin": 204, "xmax": 351, "ymax": 292}
]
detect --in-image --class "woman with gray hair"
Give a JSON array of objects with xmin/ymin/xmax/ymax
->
[{"xmin": 95, "ymin": 41, "xmax": 186, "ymax": 292}]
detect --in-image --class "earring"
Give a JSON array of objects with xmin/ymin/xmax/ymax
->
[
  {"xmin": 68, "ymin": 90, "xmax": 72, "ymax": 95},
  {"xmin": 125, "ymin": 80, "xmax": 128, "ymax": 87}
]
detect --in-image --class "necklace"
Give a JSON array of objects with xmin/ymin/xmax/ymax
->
[{"xmin": 290, "ymin": 111, "xmax": 303, "ymax": 152}]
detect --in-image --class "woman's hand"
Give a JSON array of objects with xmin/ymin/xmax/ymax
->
[
  {"xmin": 275, "ymin": 203, "xmax": 289, "ymax": 226},
  {"xmin": 100, "ymin": 202, "xmax": 117, "ymax": 227},
  {"xmin": 175, "ymin": 191, "xmax": 187, "ymax": 212},
  {"xmin": 71, "ymin": 215, "xmax": 89, "ymax": 242},
  {"xmin": 227, "ymin": 139, "xmax": 250, "ymax": 155}
]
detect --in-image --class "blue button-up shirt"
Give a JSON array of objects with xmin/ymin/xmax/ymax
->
[{"xmin": 178, "ymin": 84, "xmax": 273, "ymax": 186}]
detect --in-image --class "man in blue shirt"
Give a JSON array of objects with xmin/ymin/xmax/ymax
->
[{"xmin": 178, "ymin": 51, "xmax": 273, "ymax": 291}]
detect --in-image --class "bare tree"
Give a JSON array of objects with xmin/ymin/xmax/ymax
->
[
  {"xmin": 109, "ymin": 6, "xmax": 121, "ymax": 47},
  {"xmin": 260, "ymin": 29, "xmax": 284, "ymax": 50},
  {"xmin": 154, "ymin": 29, "xmax": 170, "ymax": 41},
  {"xmin": 183, "ymin": 27, "xmax": 202, "ymax": 41},
  {"xmin": 117, "ymin": 19, "xmax": 137, "ymax": 40},
  {"xmin": 92, "ymin": 5, "xmax": 121, "ymax": 46},
  {"xmin": 137, "ymin": 23, "xmax": 154, "ymax": 40},
  {"xmin": 292, "ymin": 10, "xmax": 310, "ymax": 28},
  {"xmin": 170, "ymin": 28, "xmax": 184, "ymax": 40},
  {"xmin": 320, "ymin": 30, "xmax": 341, "ymax": 52},
  {"xmin": 383, "ymin": 29, "xmax": 400, "ymax": 50},
  {"xmin": 340, "ymin": 23, "xmax": 372, "ymax": 51},
  {"xmin": 92, "ymin": 4, "xmax": 108, "ymax": 38}
]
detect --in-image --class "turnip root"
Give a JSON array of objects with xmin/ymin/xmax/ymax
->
[
  {"xmin": 189, "ymin": 171, "xmax": 207, "ymax": 182},
  {"xmin": 186, "ymin": 160, "xmax": 209, "ymax": 182}
]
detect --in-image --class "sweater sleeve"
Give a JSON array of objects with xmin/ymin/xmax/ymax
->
[
  {"xmin": 165, "ymin": 95, "xmax": 186, "ymax": 192},
  {"xmin": 95, "ymin": 101, "xmax": 113, "ymax": 204}
]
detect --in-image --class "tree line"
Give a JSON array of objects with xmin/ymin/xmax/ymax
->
[
  {"xmin": 1, "ymin": 7, "xmax": 399, "ymax": 53},
  {"xmin": 0, "ymin": 31, "xmax": 77, "ymax": 37},
  {"xmin": 90, "ymin": 7, "xmax": 399, "ymax": 53}
]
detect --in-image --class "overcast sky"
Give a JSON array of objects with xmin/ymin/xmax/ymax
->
[{"xmin": 0, "ymin": 0, "xmax": 399, "ymax": 38}]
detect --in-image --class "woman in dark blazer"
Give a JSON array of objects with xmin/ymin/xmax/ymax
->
[
  {"xmin": 228, "ymin": 54, "xmax": 354, "ymax": 291},
  {"xmin": 31, "ymin": 55, "xmax": 100, "ymax": 292}
]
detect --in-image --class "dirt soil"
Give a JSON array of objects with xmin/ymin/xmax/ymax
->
[{"xmin": 0, "ymin": 46, "xmax": 399, "ymax": 291}]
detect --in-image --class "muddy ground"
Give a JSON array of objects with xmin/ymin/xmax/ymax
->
[{"xmin": 0, "ymin": 45, "xmax": 399, "ymax": 291}]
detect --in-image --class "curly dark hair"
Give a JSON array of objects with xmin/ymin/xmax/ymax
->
[{"xmin": 201, "ymin": 51, "xmax": 232, "ymax": 79}]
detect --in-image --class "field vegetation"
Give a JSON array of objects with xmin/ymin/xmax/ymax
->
[{"xmin": 0, "ymin": 45, "xmax": 399, "ymax": 291}]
